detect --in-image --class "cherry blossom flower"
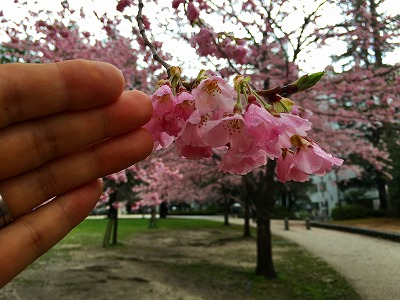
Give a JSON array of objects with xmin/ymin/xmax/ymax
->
[
  {"xmin": 276, "ymin": 151, "xmax": 311, "ymax": 183},
  {"xmin": 203, "ymin": 112, "xmax": 270, "ymax": 174},
  {"xmin": 164, "ymin": 91, "xmax": 195, "ymax": 136},
  {"xmin": 189, "ymin": 28, "xmax": 219, "ymax": 57},
  {"xmin": 192, "ymin": 76, "xmax": 237, "ymax": 115},
  {"xmin": 244, "ymin": 104, "xmax": 285, "ymax": 159},
  {"xmin": 187, "ymin": 2, "xmax": 200, "ymax": 23},
  {"xmin": 116, "ymin": 0, "xmax": 132, "ymax": 12},
  {"xmin": 205, "ymin": 113, "xmax": 249, "ymax": 149},
  {"xmin": 276, "ymin": 113, "xmax": 312, "ymax": 149},
  {"xmin": 276, "ymin": 142, "xmax": 344, "ymax": 183},
  {"xmin": 175, "ymin": 111, "xmax": 213, "ymax": 159},
  {"xmin": 218, "ymin": 145, "xmax": 267, "ymax": 175},
  {"xmin": 172, "ymin": 0, "xmax": 186, "ymax": 9},
  {"xmin": 144, "ymin": 84, "xmax": 178, "ymax": 149},
  {"xmin": 151, "ymin": 84, "xmax": 177, "ymax": 116},
  {"xmin": 145, "ymin": 73, "xmax": 343, "ymax": 181},
  {"xmin": 296, "ymin": 141, "xmax": 344, "ymax": 176}
]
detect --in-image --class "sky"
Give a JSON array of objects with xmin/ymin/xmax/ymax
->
[{"xmin": 1, "ymin": 0, "xmax": 399, "ymax": 75}]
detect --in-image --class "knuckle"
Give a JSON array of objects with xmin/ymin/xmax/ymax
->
[
  {"xmin": 0, "ymin": 84, "xmax": 22, "ymax": 128},
  {"xmin": 32, "ymin": 121, "xmax": 60, "ymax": 163},
  {"xmin": 20, "ymin": 218, "xmax": 45, "ymax": 257},
  {"xmin": 54, "ymin": 199, "xmax": 76, "ymax": 229},
  {"xmin": 36, "ymin": 166, "xmax": 60, "ymax": 198}
]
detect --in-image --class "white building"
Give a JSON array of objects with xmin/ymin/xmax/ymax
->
[{"xmin": 308, "ymin": 170, "xmax": 379, "ymax": 219}]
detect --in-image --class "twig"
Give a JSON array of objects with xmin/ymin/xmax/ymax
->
[
  {"xmin": 137, "ymin": 0, "xmax": 171, "ymax": 72},
  {"xmin": 256, "ymin": 84, "xmax": 299, "ymax": 99}
]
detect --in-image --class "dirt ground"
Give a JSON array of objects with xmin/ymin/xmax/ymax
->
[
  {"xmin": 0, "ymin": 217, "xmax": 369, "ymax": 300},
  {"xmin": 331, "ymin": 218, "xmax": 400, "ymax": 233},
  {"xmin": 0, "ymin": 228, "xmax": 270, "ymax": 300}
]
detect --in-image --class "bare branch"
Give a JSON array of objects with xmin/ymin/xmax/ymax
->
[{"xmin": 137, "ymin": 0, "xmax": 171, "ymax": 72}]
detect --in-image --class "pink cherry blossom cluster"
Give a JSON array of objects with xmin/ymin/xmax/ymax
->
[
  {"xmin": 144, "ymin": 72, "xmax": 343, "ymax": 182},
  {"xmin": 190, "ymin": 28, "xmax": 248, "ymax": 64},
  {"xmin": 132, "ymin": 193, "xmax": 162, "ymax": 211},
  {"xmin": 132, "ymin": 158, "xmax": 183, "ymax": 208}
]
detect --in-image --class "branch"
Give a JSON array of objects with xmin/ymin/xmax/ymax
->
[
  {"xmin": 256, "ymin": 83, "xmax": 299, "ymax": 99},
  {"xmin": 207, "ymin": 30, "xmax": 243, "ymax": 75},
  {"xmin": 137, "ymin": 0, "xmax": 171, "ymax": 72}
]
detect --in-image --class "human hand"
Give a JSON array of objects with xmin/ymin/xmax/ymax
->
[{"xmin": 0, "ymin": 60, "xmax": 153, "ymax": 287}]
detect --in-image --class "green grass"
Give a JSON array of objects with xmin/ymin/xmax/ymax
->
[
  {"xmin": 60, "ymin": 218, "xmax": 235, "ymax": 246},
  {"xmin": 274, "ymin": 247, "xmax": 357, "ymax": 300},
  {"xmin": 31, "ymin": 218, "xmax": 360, "ymax": 300},
  {"xmin": 161, "ymin": 234, "xmax": 360, "ymax": 300}
]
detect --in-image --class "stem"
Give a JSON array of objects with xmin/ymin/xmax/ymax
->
[
  {"xmin": 137, "ymin": 0, "xmax": 171, "ymax": 72},
  {"xmin": 256, "ymin": 84, "xmax": 299, "ymax": 98},
  {"xmin": 246, "ymin": 84, "xmax": 271, "ymax": 109}
]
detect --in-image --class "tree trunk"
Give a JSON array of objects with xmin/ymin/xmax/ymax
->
[
  {"xmin": 149, "ymin": 207, "xmax": 157, "ymax": 228},
  {"xmin": 103, "ymin": 218, "xmax": 112, "ymax": 247},
  {"xmin": 255, "ymin": 208, "xmax": 277, "ymax": 278},
  {"xmin": 159, "ymin": 201, "xmax": 168, "ymax": 218},
  {"xmin": 369, "ymin": 0, "xmax": 383, "ymax": 67},
  {"xmin": 112, "ymin": 210, "xmax": 118, "ymax": 245},
  {"xmin": 103, "ymin": 192, "xmax": 118, "ymax": 247},
  {"xmin": 376, "ymin": 173, "xmax": 388, "ymax": 210},
  {"xmin": 223, "ymin": 197, "xmax": 230, "ymax": 226},
  {"xmin": 243, "ymin": 197, "xmax": 251, "ymax": 237},
  {"xmin": 254, "ymin": 160, "xmax": 278, "ymax": 278},
  {"xmin": 244, "ymin": 160, "xmax": 278, "ymax": 278}
]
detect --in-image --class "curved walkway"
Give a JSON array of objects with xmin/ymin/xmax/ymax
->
[
  {"xmin": 197, "ymin": 216, "xmax": 400, "ymax": 300},
  {"xmin": 258, "ymin": 219, "xmax": 400, "ymax": 300}
]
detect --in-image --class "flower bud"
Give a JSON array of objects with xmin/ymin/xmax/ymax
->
[
  {"xmin": 293, "ymin": 72, "xmax": 324, "ymax": 91},
  {"xmin": 273, "ymin": 97, "xmax": 294, "ymax": 113},
  {"xmin": 170, "ymin": 66, "xmax": 182, "ymax": 77}
]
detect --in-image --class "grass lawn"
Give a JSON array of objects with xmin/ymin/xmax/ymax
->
[
  {"xmin": 5, "ymin": 218, "xmax": 361, "ymax": 300},
  {"xmin": 59, "ymin": 218, "xmax": 230, "ymax": 246}
]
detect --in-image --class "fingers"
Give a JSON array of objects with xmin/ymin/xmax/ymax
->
[
  {"xmin": 0, "ymin": 179, "xmax": 103, "ymax": 288},
  {"xmin": 0, "ymin": 60, "xmax": 155, "ymax": 287},
  {"xmin": 0, "ymin": 60, "xmax": 125, "ymax": 128},
  {"xmin": 0, "ymin": 128, "xmax": 153, "ymax": 218},
  {"xmin": 0, "ymin": 90, "xmax": 152, "ymax": 180}
]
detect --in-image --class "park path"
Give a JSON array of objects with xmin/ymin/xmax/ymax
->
[{"xmin": 194, "ymin": 216, "xmax": 400, "ymax": 300}]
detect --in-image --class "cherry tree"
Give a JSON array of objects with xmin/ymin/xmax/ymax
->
[
  {"xmin": 304, "ymin": 0, "xmax": 400, "ymax": 211},
  {"xmin": 138, "ymin": 0, "xmax": 345, "ymax": 278},
  {"xmin": 4, "ymin": 0, "xmax": 393, "ymax": 280},
  {"xmin": 132, "ymin": 155, "xmax": 183, "ymax": 227},
  {"xmin": 0, "ymin": 1, "xmax": 166, "ymax": 92},
  {"xmin": 0, "ymin": 0, "xmax": 173, "ymax": 245},
  {"xmin": 102, "ymin": 167, "xmax": 142, "ymax": 246}
]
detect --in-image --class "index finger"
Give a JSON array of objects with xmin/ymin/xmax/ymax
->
[{"xmin": 0, "ymin": 59, "xmax": 125, "ymax": 128}]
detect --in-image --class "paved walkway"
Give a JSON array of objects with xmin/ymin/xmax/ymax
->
[
  {"xmin": 269, "ymin": 219, "xmax": 400, "ymax": 300},
  {"xmin": 196, "ymin": 216, "xmax": 400, "ymax": 300}
]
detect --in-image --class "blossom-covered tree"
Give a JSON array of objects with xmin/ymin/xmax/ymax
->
[
  {"xmin": 305, "ymin": 0, "xmax": 400, "ymax": 211},
  {"xmin": 4, "ymin": 0, "xmax": 396, "ymax": 280},
  {"xmin": 132, "ymin": 156, "xmax": 183, "ymax": 226},
  {"xmin": 0, "ymin": 1, "xmax": 166, "ymax": 92},
  {"xmin": 140, "ymin": 0, "xmax": 345, "ymax": 278},
  {"xmin": 0, "ymin": 0, "xmax": 176, "ymax": 242},
  {"xmin": 102, "ymin": 167, "xmax": 141, "ymax": 246}
]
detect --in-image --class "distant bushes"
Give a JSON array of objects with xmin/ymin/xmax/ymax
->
[
  {"xmin": 168, "ymin": 210, "xmax": 219, "ymax": 216},
  {"xmin": 331, "ymin": 205, "xmax": 367, "ymax": 220},
  {"xmin": 332, "ymin": 204, "xmax": 389, "ymax": 220},
  {"xmin": 366, "ymin": 209, "xmax": 387, "ymax": 218},
  {"xmin": 270, "ymin": 205, "xmax": 296, "ymax": 219}
]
